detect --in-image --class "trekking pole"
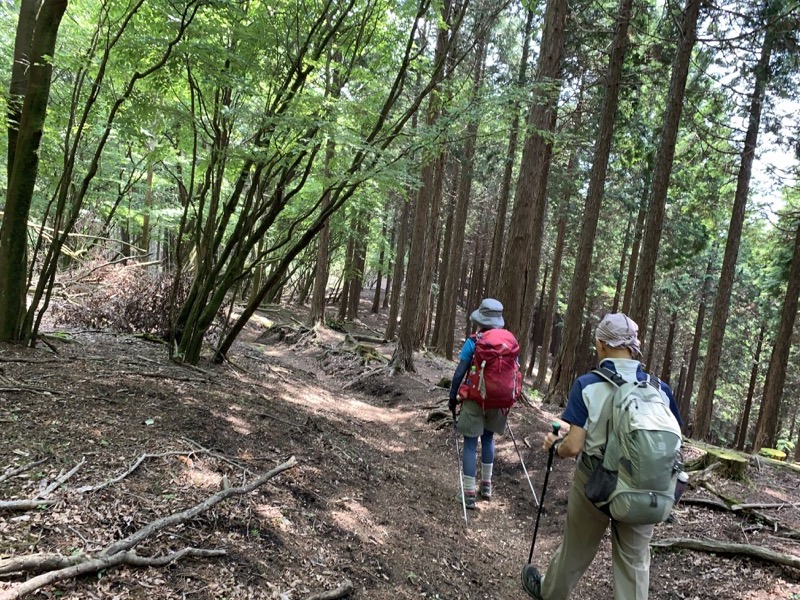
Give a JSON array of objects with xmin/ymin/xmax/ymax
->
[
  {"xmin": 527, "ymin": 421, "xmax": 561, "ymax": 564},
  {"xmin": 506, "ymin": 421, "xmax": 539, "ymax": 507},
  {"xmin": 451, "ymin": 405, "xmax": 468, "ymax": 525}
]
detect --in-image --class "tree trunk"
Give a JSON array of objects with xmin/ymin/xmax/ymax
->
[
  {"xmin": 431, "ymin": 162, "xmax": 459, "ymax": 348},
  {"xmin": 496, "ymin": 0, "xmax": 567, "ymax": 336},
  {"xmin": 435, "ymin": 37, "xmax": 487, "ymax": 359},
  {"xmin": 693, "ymin": 21, "xmax": 773, "ymax": 441},
  {"xmin": 338, "ymin": 224, "xmax": 356, "ymax": 321},
  {"xmin": 485, "ymin": 7, "xmax": 534, "ymax": 296},
  {"xmin": 546, "ymin": 0, "xmax": 633, "ymax": 403},
  {"xmin": 621, "ymin": 171, "xmax": 652, "ymax": 314},
  {"xmin": 526, "ymin": 263, "xmax": 549, "ymax": 377},
  {"xmin": 752, "ymin": 217, "xmax": 800, "ymax": 449},
  {"xmin": 535, "ymin": 213, "xmax": 566, "ymax": 390},
  {"xmin": 645, "ymin": 298, "xmax": 661, "ymax": 372},
  {"xmin": 371, "ymin": 219, "xmax": 387, "ymax": 313},
  {"xmin": 346, "ymin": 216, "xmax": 368, "ymax": 320},
  {"xmin": 385, "ymin": 195, "xmax": 410, "ymax": 340},
  {"xmin": 660, "ymin": 311, "xmax": 677, "ymax": 384},
  {"xmin": 629, "ymin": 0, "xmax": 702, "ymax": 337},
  {"xmin": 612, "ymin": 215, "xmax": 633, "ymax": 314},
  {"xmin": 0, "ymin": 0, "xmax": 67, "ymax": 342},
  {"xmin": 308, "ymin": 138, "xmax": 337, "ymax": 325},
  {"xmin": 140, "ymin": 160, "xmax": 154, "ymax": 258},
  {"xmin": 6, "ymin": 0, "xmax": 40, "ymax": 179},
  {"xmin": 392, "ymin": 1, "xmax": 455, "ymax": 371},
  {"xmin": 680, "ymin": 253, "xmax": 714, "ymax": 424},
  {"xmin": 735, "ymin": 323, "xmax": 766, "ymax": 451}
]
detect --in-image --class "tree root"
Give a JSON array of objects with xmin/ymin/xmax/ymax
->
[
  {"xmin": 651, "ymin": 537, "xmax": 800, "ymax": 569},
  {"xmin": 0, "ymin": 456, "xmax": 297, "ymax": 600}
]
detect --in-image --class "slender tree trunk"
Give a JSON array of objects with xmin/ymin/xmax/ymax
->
[
  {"xmin": 435, "ymin": 38, "xmax": 486, "ymax": 358},
  {"xmin": 6, "ymin": 0, "xmax": 40, "ymax": 178},
  {"xmin": 432, "ymin": 162, "xmax": 459, "ymax": 347},
  {"xmin": 308, "ymin": 138, "xmax": 337, "ymax": 325},
  {"xmin": 485, "ymin": 7, "xmax": 534, "ymax": 295},
  {"xmin": 525, "ymin": 263, "xmax": 549, "ymax": 377},
  {"xmin": 752, "ymin": 217, "xmax": 800, "ymax": 449},
  {"xmin": 629, "ymin": 0, "xmax": 702, "ymax": 337},
  {"xmin": 140, "ymin": 160, "xmax": 154, "ymax": 258},
  {"xmin": 346, "ymin": 216, "xmax": 368, "ymax": 320},
  {"xmin": 660, "ymin": 311, "xmax": 677, "ymax": 384},
  {"xmin": 645, "ymin": 298, "xmax": 661, "ymax": 372},
  {"xmin": 735, "ymin": 323, "xmax": 766, "ymax": 451},
  {"xmin": 392, "ymin": 2, "xmax": 455, "ymax": 371},
  {"xmin": 338, "ymin": 225, "xmax": 356, "ymax": 320},
  {"xmin": 621, "ymin": 170, "xmax": 652, "ymax": 314},
  {"xmin": 679, "ymin": 253, "xmax": 714, "ymax": 423},
  {"xmin": 535, "ymin": 213, "xmax": 566, "ymax": 390},
  {"xmin": 372, "ymin": 219, "xmax": 387, "ymax": 313},
  {"xmin": 612, "ymin": 216, "xmax": 632, "ymax": 314},
  {"xmin": 693, "ymin": 23, "xmax": 773, "ymax": 441},
  {"xmin": 546, "ymin": 0, "xmax": 633, "ymax": 403},
  {"xmin": 0, "ymin": 0, "xmax": 67, "ymax": 342},
  {"xmin": 386, "ymin": 195, "xmax": 410, "ymax": 339},
  {"xmin": 496, "ymin": 0, "xmax": 567, "ymax": 335}
]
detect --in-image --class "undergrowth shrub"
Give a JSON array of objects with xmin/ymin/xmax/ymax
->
[{"xmin": 52, "ymin": 263, "xmax": 193, "ymax": 337}]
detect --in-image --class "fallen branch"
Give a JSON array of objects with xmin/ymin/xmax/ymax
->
[
  {"xmin": 0, "ymin": 456, "xmax": 297, "ymax": 600},
  {"xmin": 0, "ymin": 499, "xmax": 57, "ymax": 512},
  {"xmin": 0, "ymin": 548, "xmax": 225, "ymax": 600},
  {"xmin": 37, "ymin": 458, "xmax": 85, "ymax": 498},
  {"xmin": 75, "ymin": 450, "xmax": 203, "ymax": 493},
  {"xmin": 0, "ymin": 459, "xmax": 48, "ymax": 485},
  {"xmin": 651, "ymin": 537, "xmax": 800, "ymax": 569},
  {"xmin": 179, "ymin": 438, "xmax": 255, "ymax": 476},
  {"xmin": 305, "ymin": 579, "xmax": 354, "ymax": 600}
]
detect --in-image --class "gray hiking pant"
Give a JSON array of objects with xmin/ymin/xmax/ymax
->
[{"xmin": 540, "ymin": 460, "xmax": 654, "ymax": 600}]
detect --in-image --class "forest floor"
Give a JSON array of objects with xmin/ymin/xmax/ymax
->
[{"xmin": 2, "ymin": 297, "xmax": 800, "ymax": 599}]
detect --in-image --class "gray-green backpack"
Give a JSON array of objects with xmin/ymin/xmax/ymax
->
[{"xmin": 584, "ymin": 367, "xmax": 682, "ymax": 525}]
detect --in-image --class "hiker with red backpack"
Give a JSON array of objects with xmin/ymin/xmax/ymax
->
[
  {"xmin": 449, "ymin": 298, "xmax": 522, "ymax": 509},
  {"xmin": 521, "ymin": 313, "xmax": 684, "ymax": 600}
]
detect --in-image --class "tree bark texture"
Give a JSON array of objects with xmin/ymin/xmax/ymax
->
[
  {"xmin": 735, "ymin": 323, "xmax": 765, "ymax": 451},
  {"xmin": 693, "ymin": 24, "xmax": 773, "ymax": 441},
  {"xmin": 660, "ymin": 311, "xmax": 677, "ymax": 384},
  {"xmin": 0, "ymin": 0, "xmax": 68, "ymax": 342},
  {"xmin": 435, "ymin": 38, "xmax": 487, "ymax": 359},
  {"xmin": 385, "ymin": 194, "xmax": 411, "ymax": 340},
  {"xmin": 545, "ymin": 0, "xmax": 633, "ymax": 403},
  {"xmin": 752, "ymin": 217, "xmax": 800, "ymax": 449},
  {"xmin": 629, "ymin": 0, "xmax": 702, "ymax": 338},
  {"xmin": 485, "ymin": 7, "xmax": 534, "ymax": 296},
  {"xmin": 535, "ymin": 213, "xmax": 567, "ymax": 390},
  {"xmin": 496, "ymin": 0, "xmax": 567, "ymax": 337},
  {"xmin": 621, "ymin": 164, "xmax": 652, "ymax": 314}
]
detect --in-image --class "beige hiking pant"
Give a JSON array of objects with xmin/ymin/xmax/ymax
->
[{"xmin": 540, "ymin": 462, "xmax": 654, "ymax": 600}]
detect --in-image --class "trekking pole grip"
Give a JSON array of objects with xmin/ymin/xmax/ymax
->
[{"xmin": 551, "ymin": 422, "xmax": 561, "ymax": 436}]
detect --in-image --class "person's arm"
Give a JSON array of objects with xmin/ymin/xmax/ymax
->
[
  {"xmin": 543, "ymin": 378, "xmax": 589, "ymax": 458},
  {"xmin": 661, "ymin": 381, "xmax": 683, "ymax": 428},
  {"xmin": 545, "ymin": 425, "xmax": 586, "ymax": 459},
  {"xmin": 449, "ymin": 359, "xmax": 471, "ymax": 400}
]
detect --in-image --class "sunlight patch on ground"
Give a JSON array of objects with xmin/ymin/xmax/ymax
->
[
  {"xmin": 331, "ymin": 499, "xmax": 388, "ymax": 545},
  {"xmin": 181, "ymin": 460, "xmax": 223, "ymax": 490},
  {"xmin": 255, "ymin": 504, "xmax": 294, "ymax": 532},
  {"xmin": 211, "ymin": 410, "xmax": 253, "ymax": 435},
  {"xmin": 280, "ymin": 385, "xmax": 417, "ymax": 426}
]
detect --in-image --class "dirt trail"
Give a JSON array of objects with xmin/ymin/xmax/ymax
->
[{"xmin": 2, "ymin": 309, "xmax": 800, "ymax": 599}]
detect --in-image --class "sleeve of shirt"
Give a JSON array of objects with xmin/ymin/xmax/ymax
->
[
  {"xmin": 458, "ymin": 338, "xmax": 476, "ymax": 362},
  {"xmin": 560, "ymin": 379, "xmax": 589, "ymax": 428},
  {"xmin": 661, "ymin": 381, "xmax": 683, "ymax": 428},
  {"xmin": 449, "ymin": 359, "xmax": 471, "ymax": 400}
]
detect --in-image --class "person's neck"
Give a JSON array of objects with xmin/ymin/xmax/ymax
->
[{"xmin": 599, "ymin": 349, "xmax": 633, "ymax": 361}]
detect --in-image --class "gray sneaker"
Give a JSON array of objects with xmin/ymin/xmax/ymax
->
[
  {"xmin": 479, "ymin": 480, "xmax": 492, "ymax": 499},
  {"xmin": 457, "ymin": 490, "xmax": 477, "ymax": 509},
  {"xmin": 521, "ymin": 564, "xmax": 543, "ymax": 599}
]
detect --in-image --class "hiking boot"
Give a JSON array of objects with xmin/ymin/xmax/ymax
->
[
  {"xmin": 479, "ymin": 480, "xmax": 492, "ymax": 499},
  {"xmin": 458, "ymin": 490, "xmax": 477, "ymax": 510},
  {"xmin": 521, "ymin": 564, "xmax": 543, "ymax": 599}
]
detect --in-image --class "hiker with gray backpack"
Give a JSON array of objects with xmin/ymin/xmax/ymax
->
[
  {"xmin": 449, "ymin": 298, "xmax": 522, "ymax": 510},
  {"xmin": 522, "ymin": 313, "xmax": 684, "ymax": 600}
]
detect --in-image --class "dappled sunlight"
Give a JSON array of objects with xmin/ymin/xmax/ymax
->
[
  {"xmin": 278, "ymin": 384, "xmax": 418, "ymax": 426},
  {"xmin": 211, "ymin": 409, "xmax": 253, "ymax": 435},
  {"xmin": 331, "ymin": 499, "xmax": 389, "ymax": 546},
  {"xmin": 179, "ymin": 459, "xmax": 223, "ymax": 490},
  {"xmin": 255, "ymin": 504, "xmax": 295, "ymax": 533}
]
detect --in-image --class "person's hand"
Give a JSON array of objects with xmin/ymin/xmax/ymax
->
[
  {"xmin": 448, "ymin": 396, "xmax": 458, "ymax": 414},
  {"xmin": 542, "ymin": 432, "xmax": 560, "ymax": 452}
]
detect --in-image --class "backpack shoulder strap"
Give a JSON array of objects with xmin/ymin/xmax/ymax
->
[
  {"xmin": 646, "ymin": 373, "xmax": 661, "ymax": 391},
  {"xmin": 592, "ymin": 366, "xmax": 627, "ymax": 388}
]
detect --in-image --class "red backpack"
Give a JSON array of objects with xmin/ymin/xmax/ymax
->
[{"xmin": 457, "ymin": 328, "xmax": 522, "ymax": 410}]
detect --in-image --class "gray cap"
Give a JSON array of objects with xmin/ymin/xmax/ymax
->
[{"xmin": 470, "ymin": 298, "xmax": 504, "ymax": 329}]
